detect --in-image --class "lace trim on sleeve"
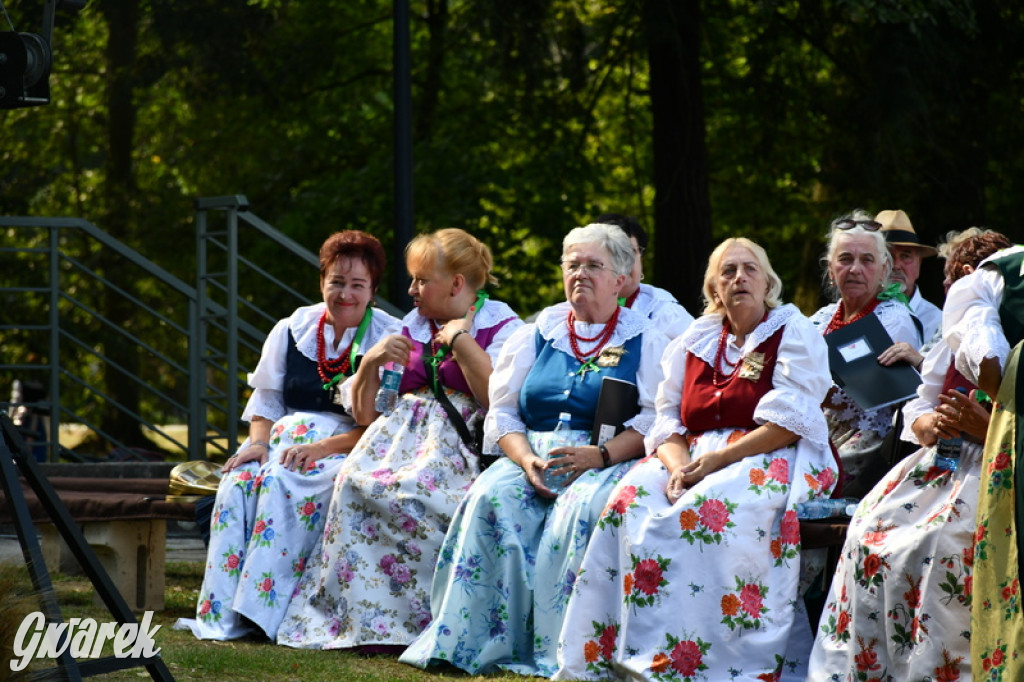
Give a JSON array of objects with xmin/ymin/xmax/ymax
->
[
  {"xmin": 756, "ymin": 390, "xmax": 829, "ymax": 447},
  {"xmin": 241, "ymin": 388, "xmax": 286, "ymax": 423}
]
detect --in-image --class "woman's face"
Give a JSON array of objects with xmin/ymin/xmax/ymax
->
[
  {"xmin": 829, "ymin": 233, "xmax": 885, "ymax": 303},
  {"xmin": 713, "ymin": 244, "xmax": 769, "ymax": 313},
  {"xmin": 407, "ymin": 256, "xmax": 453, "ymax": 320},
  {"xmin": 321, "ymin": 256, "xmax": 374, "ymax": 329},
  {"xmin": 561, "ymin": 242, "xmax": 624, "ymax": 312}
]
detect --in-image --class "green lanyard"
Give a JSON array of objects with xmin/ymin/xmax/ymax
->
[
  {"xmin": 425, "ymin": 290, "xmax": 488, "ymax": 395},
  {"xmin": 322, "ymin": 307, "xmax": 373, "ymax": 390}
]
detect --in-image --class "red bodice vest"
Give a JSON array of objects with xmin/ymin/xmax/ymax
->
[
  {"xmin": 682, "ymin": 326, "xmax": 785, "ymax": 434},
  {"xmin": 940, "ymin": 360, "xmax": 978, "ymax": 397}
]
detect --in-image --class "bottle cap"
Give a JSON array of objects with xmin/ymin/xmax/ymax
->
[{"xmin": 558, "ymin": 412, "xmax": 572, "ymax": 421}]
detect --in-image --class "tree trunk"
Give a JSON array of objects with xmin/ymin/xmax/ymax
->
[
  {"xmin": 95, "ymin": 0, "xmax": 149, "ymax": 451},
  {"xmin": 643, "ymin": 0, "xmax": 712, "ymax": 315}
]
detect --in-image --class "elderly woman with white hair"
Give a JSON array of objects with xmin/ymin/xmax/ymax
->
[
  {"xmin": 551, "ymin": 237, "xmax": 836, "ymax": 681},
  {"xmin": 810, "ymin": 210, "xmax": 922, "ymax": 496},
  {"xmin": 400, "ymin": 223, "xmax": 672, "ymax": 676}
]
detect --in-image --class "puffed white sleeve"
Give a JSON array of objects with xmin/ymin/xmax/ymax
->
[
  {"xmin": 482, "ymin": 323, "xmax": 537, "ymax": 455},
  {"xmin": 643, "ymin": 334, "xmax": 688, "ymax": 455},
  {"xmin": 753, "ymin": 317, "xmax": 831, "ymax": 449},
  {"xmin": 943, "ymin": 267, "xmax": 1008, "ymax": 386},
  {"xmin": 623, "ymin": 329, "xmax": 670, "ymax": 436},
  {"xmin": 241, "ymin": 317, "xmax": 291, "ymax": 423},
  {"xmin": 899, "ymin": 341, "xmax": 950, "ymax": 444},
  {"xmin": 483, "ymin": 316, "xmax": 525, "ymax": 363}
]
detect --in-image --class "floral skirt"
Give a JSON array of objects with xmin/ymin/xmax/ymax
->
[
  {"xmin": 552, "ymin": 427, "xmax": 835, "ymax": 681},
  {"xmin": 970, "ymin": 343, "xmax": 1024, "ymax": 680},
  {"xmin": 276, "ymin": 387, "xmax": 483, "ymax": 649},
  {"xmin": 809, "ymin": 437, "xmax": 982, "ymax": 680},
  {"xmin": 399, "ymin": 428, "xmax": 633, "ymax": 677},
  {"xmin": 191, "ymin": 411, "xmax": 351, "ymax": 640}
]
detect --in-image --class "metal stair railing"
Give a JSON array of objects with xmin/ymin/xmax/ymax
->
[
  {"xmin": 1, "ymin": 199, "xmax": 396, "ymax": 462},
  {"xmin": 0, "ymin": 216, "xmax": 204, "ymax": 461}
]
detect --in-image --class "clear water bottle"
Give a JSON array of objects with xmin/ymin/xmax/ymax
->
[
  {"xmin": 543, "ymin": 412, "xmax": 574, "ymax": 494},
  {"xmin": 374, "ymin": 362, "xmax": 404, "ymax": 415},
  {"xmin": 934, "ymin": 435, "xmax": 963, "ymax": 472},
  {"xmin": 796, "ymin": 497, "xmax": 858, "ymax": 520}
]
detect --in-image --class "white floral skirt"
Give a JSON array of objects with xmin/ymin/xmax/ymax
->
[
  {"xmin": 191, "ymin": 411, "xmax": 351, "ymax": 640},
  {"xmin": 276, "ymin": 386, "xmax": 483, "ymax": 649},
  {"xmin": 553, "ymin": 427, "xmax": 836, "ymax": 681}
]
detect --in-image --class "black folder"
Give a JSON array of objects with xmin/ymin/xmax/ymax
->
[
  {"xmin": 824, "ymin": 311, "xmax": 922, "ymax": 411},
  {"xmin": 590, "ymin": 376, "xmax": 640, "ymax": 445}
]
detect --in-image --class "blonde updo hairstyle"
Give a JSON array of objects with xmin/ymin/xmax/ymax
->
[
  {"xmin": 405, "ymin": 228, "xmax": 499, "ymax": 290},
  {"xmin": 820, "ymin": 209, "xmax": 893, "ymax": 302},
  {"xmin": 701, "ymin": 237, "xmax": 784, "ymax": 316}
]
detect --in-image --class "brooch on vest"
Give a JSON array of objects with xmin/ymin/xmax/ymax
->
[
  {"xmin": 596, "ymin": 346, "xmax": 625, "ymax": 367},
  {"xmin": 738, "ymin": 351, "xmax": 766, "ymax": 381}
]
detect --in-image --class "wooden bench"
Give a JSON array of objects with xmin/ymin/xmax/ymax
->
[{"xmin": 0, "ymin": 476, "xmax": 196, "ymax": 611}]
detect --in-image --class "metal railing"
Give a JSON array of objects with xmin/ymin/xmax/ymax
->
[{"xmin": 0, "ymin": 197, "xmax": 401, "ymax": 462}]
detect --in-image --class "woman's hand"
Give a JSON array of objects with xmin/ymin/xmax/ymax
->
[
  {"xmin": 544, "ymin": 444, "xmax": 603, "ymax": 487},
  {"xmin": 522, "ymin": 454, "xmax": 557, "ymax": 498},
  {"xmin": 363, "ymin": 334, "xmax": 414, "ymax": 370},
  {"xmin": 911, "ymin": 412, "xmax": 945, "ymax": 448},
  {"xmin": 434, "ymin": 303, "xmax": 478, "ymax": 349},
  {"xmin": 280, "ymin": 442, "xmax": 329, "ymax": 473},
  {"xmin": 678, "ymin": 450, "xmax": 728, "ymax": 489},
  {"xmin": 222, "ymin": 441, "xmax": 269, "ymax": 472},
  {"xmin": 935, "ymin": 389, "xmax": 990, "ymax": 443},
  {"xmin": 665, "ymin": 466, "xmax": 689, "ymax": 504},
  {"xmin": 877, "ymin": 342, "xmax": 923, "ymax": 371}
]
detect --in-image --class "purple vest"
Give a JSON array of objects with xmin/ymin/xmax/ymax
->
[{"xmin": 399, "ymin": 318, "xmax": 514, "ymax": 395}]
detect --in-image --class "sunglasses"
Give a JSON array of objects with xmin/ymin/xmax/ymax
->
[{"xmin": 835, "ymin": 219, "xmax": 881, "ymax": 232}]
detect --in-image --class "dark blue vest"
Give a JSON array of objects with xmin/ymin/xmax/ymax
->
[{"xmin": 282, "ymin": 329, "xmax": 352, "ymax": 416}]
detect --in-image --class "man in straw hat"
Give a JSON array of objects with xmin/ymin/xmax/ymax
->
[{"xmin": 876, "ymin": 209, "xmax": 941, "ymax": 343}]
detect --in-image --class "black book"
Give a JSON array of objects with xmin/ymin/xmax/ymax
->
[
  {"xmin": 824, "ymin": 311, "xmax": 922, "ymax": 411},
  {"xmin": 590, "ymin": 376, "xmax": 640, "ymax": 445}
]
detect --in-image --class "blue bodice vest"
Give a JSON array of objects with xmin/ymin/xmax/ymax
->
[{"xmin": 518, "ymin": 330, "xmax": 643, "ymax": 432}]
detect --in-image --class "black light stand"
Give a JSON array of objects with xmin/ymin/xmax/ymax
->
[{"xmin": 0, "ymin": 413, "xmax": 174, "ymax": 680}]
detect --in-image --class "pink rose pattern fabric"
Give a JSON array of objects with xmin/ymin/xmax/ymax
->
[{"xmin": 554, "ymin": 423, "xmax": 835, "ymax": 681}]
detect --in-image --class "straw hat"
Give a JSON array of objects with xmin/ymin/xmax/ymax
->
[{"xmin": 875, "ymin": 209, "xmax": 937, "ymax": 257}]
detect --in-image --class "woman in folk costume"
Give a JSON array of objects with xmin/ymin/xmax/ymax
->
[
  {"xmin": 809, "ymin": 210, "xmax": 922, "ymax": 497},
  {"xmin": 551, "ymin": 237, "xmax": 836, "ymax": 681},
  {"xmin": 191, "ymin": 230, "xmax": 401, "ymax": 640},
  {"xmin": 942, "ymin": 239, "xmax": 1024, "ymax": 679},
  {"xmin": 276, "ymin": 228, "xmax": 521, "ymax": 650},
  {"xmin": 809, "ymin": 229, "xmax": 1011, "ymax": 681},
  {"xmin": 400, "ymin": 223, "xmax": 671, "ymax": 676}
]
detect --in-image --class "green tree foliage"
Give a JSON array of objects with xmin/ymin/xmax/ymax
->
[{"xmin": 4, "ymin": 0, "xmax": 1024, "ymax": 448}]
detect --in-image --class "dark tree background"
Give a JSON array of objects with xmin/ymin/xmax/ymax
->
[{"xmin": 1, "ymin": 0, "xmax": 1017, "ymax": 446}]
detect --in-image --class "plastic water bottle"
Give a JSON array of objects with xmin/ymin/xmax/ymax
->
[
  {"xmin": 374, "ymin": 362, "xmax": 404, "ymax": 414},
  {"xmin": 796, "ymin": 498, "xmax": 858, "ymax": 520},
  {"xmin": 544, "ymin": 412, "xmax": 574, "ymax": 494},
  {"xmin": 934, "ymin": 435, "xmax": 963, "ymax": 472}
]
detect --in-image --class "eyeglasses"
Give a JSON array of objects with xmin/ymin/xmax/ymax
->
[
  {"xmin": 835, "ymin": 219, "xmax": 882, "ymax": 232},
  {"xmin": 560, "ymin": 260, "xmax": 609, "ymax": 276}
]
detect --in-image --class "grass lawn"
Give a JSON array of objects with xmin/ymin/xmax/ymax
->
[{"xmin": 0, "ymin": 559, "xmax": 524, "ymax": 682}]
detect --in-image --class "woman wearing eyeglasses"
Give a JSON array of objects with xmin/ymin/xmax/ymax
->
[
  {"xmin": 809, "ymin": 210, "xmax": 922, "ymax": 496},
  {"xmin": 400, "ymin": 223, "xmax": 671, "ymax": 676}
]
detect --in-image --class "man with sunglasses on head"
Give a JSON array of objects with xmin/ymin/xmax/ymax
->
[{"xmin": 876, "ymin": 209, "xmax": 941, "ymax": 345}]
